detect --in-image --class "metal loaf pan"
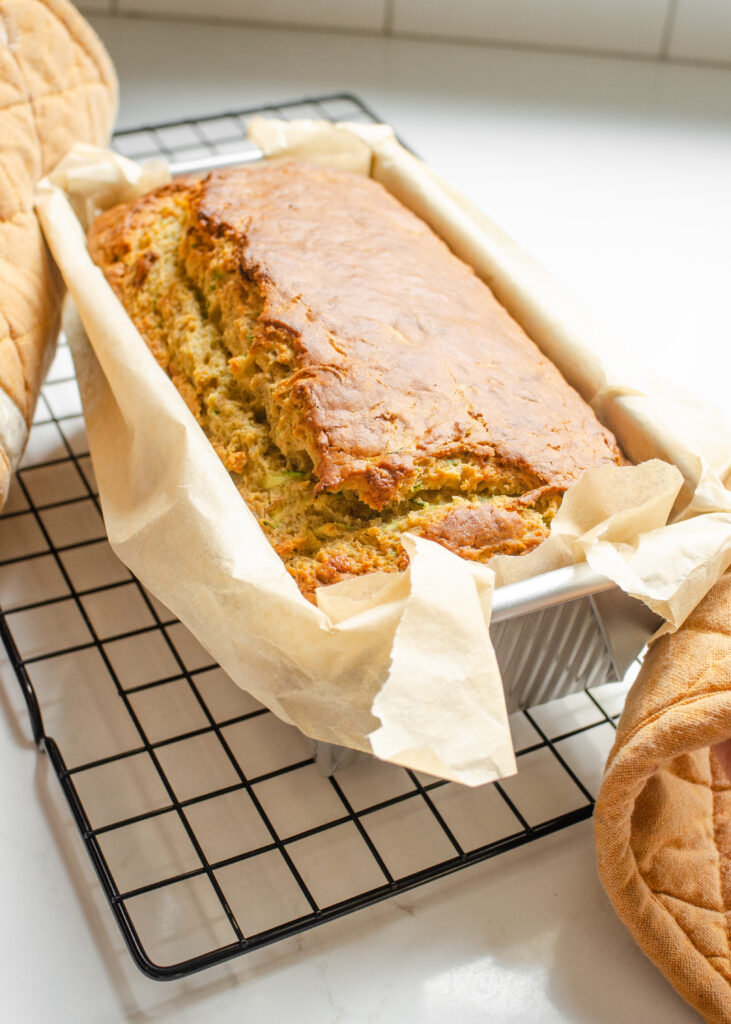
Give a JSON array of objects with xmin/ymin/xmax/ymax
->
[
  {"xmin": 167, "ymin": 148, "xmax": 660, "ymax": 721},
  {"xmin": 492, "ymin": 562, "xmax": 660, "ymax": 711}
]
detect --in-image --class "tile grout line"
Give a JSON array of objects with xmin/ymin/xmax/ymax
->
[
  {"xmin": 382, "ymin": 0, "xmax": 394, "ymax": 36},
  {"xmin": 659, "ymin": 0, "xmax": 680, "ymax": 59}
]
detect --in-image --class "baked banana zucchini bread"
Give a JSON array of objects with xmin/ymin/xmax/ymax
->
[{"xmin": 87, "ymin": 161, "xmax": 624, "ymax": 600}]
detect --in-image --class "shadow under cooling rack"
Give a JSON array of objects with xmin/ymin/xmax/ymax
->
[{"xmin": 0, "ymin": 93, "xmax": 629, "ymax": 981}]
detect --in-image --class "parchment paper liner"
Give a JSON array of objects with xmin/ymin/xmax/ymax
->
[{"xmin": 33, "ymin": 122, "xmax": 731, "ymax": 786}]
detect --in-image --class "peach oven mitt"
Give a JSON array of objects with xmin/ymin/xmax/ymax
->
[
  {"xmin": 0, "ymin": 0, "xmax": 117, "ymax": 504},
  {"xmin": 595, "ymin": 572, "xmax": 731, "ymax": 1023}
]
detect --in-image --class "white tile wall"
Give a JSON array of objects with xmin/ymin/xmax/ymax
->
[
  {"xmin": 392, "ymin": 0, "xmax": 671, "ymax": 56},
  {"xmin": 75, "ymin": 1, "xmax": 731, "ymax": 69},
  {"xmin": 116, "ymin": 0, "xmax": 387, "ymax": 32},
  {"xmin": 668, "ymin": 0, "xmax": 731, "ymax": 62}
]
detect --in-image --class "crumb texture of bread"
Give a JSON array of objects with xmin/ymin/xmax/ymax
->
[{"xmin": 87, "ymin": 162, "xmax": 624, "ymax": 600}]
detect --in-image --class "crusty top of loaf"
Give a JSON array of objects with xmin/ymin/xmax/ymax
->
[
  {"xmin": 87, "ymin": 161, "xmax": 627, "ymax": 596},
  {"xmin": 189, "ymin": 162, "xmax": 622, "ymax": 508}
]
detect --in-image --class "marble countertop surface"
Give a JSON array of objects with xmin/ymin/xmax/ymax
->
[{"xmin": 2, "ymin": 12, "xmax": 729, "ymax": 1022}]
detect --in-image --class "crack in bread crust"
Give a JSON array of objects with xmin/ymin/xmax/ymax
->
[{"xmin": 87, "ymin": 163, "xmax": 625, "ymax": 601}]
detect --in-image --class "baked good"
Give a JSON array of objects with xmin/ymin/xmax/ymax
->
[
  {"xmin": 0, "ymin": 0, "xmax": 117, "ymax": 505},
  {"xmin": 87, "ymin": 161, "xmax": 624, "ymax": 600}
]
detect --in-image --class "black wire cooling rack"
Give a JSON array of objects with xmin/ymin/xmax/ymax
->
[{"xmin": 0, "ymin": 93, "xmax": 630, "ymax": 981}]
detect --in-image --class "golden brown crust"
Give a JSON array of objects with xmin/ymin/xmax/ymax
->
[
  {"xmin": 193, "ymin": 162, "xmax": 623, "ymax": 508},
  {"xmin": 419, "ymin": 502, "xmax": 545, "ymax": 559},
  {"xmin": 87, "ymin": 178, "xmax": 194, "ymax": 286}
]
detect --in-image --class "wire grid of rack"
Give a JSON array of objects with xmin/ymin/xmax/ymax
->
[{"xmin": 0, "ymin": 93, "xmax": 631, "ymax": 981}]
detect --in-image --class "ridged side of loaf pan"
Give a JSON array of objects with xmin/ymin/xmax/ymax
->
[{"xmin": 493, "ymin": 596, "xmax": 615, "ymax": 713}]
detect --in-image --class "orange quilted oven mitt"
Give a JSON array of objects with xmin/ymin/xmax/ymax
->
[
  {"xmin": 595, "ymin": 573, "xmax": 731, "ymax": 1023},
  {"xmin": 0, "ymin": 0, "xmax": 117, "ymax": 504}
]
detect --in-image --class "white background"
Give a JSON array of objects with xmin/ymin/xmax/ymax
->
[{"xmin": 1, "ymin": 8, "xmax": 730, "ymax": 1022}]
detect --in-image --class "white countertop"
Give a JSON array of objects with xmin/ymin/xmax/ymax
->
[{"xmin": 3, "ymin": 13, "xmax": 730, "ymax": 1022}]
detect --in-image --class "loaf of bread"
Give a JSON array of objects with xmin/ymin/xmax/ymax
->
[{"xmin": 87, "ymin": 161, "xmax": 624, "ymax": 600}]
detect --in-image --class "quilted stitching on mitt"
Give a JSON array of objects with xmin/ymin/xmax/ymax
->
[
  {"xmin": 596, "ymin": 574, "xmax": 731, "ymax": 1024},
  {"xmin": 0, "ymin": 0, "xmax": 116, "ymax": 502}
]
